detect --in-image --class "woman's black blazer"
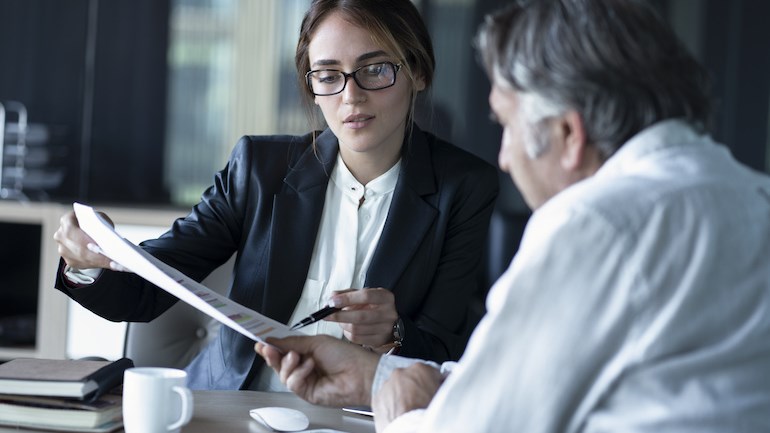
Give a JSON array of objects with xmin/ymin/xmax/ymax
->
[{"xmin": 57, "ymin": 125, "xmax": 499, "ymax": 390}]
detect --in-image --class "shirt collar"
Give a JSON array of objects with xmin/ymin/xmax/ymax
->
[
  {"xmin": 596, "ymin": 119, "xmax": 711, "ymax": 179},
  {"xmin": 331, "ymin": 153, "xmax": 401, "ymax": 201}
]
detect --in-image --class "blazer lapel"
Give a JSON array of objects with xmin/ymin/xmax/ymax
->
[
  {"xmin": 366, "ymin": 127, "xmax": 438, "ymax": 291},
  {"xmin": 262, "ymin": 130, "xmax": 338, "ymax": 324}
]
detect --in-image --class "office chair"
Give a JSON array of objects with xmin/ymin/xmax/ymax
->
[{"xmin": 123, "ymin": 255, "xmax": 236, "ymax": 368}]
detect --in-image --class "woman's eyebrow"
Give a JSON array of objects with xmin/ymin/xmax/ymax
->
[
  {"xmin": 311, "ymin": 50, "xmax": 389, "ymax": 69},
  {"xmin": 357, "ymin": 50, "xmax": 388, "ymax": 62}
]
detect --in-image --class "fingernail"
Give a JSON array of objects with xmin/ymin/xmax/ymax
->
[{"xmin": 329, "ymin": 297, "xmax": 341, "ymax": 308}]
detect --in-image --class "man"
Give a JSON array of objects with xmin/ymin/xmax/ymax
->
[{"xmin": 256, "ymin": 0, "xmax": 770, "ymax": 431}]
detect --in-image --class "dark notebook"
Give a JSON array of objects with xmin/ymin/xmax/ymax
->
[{"xmin": 0, "ymin": 357, "xmax": 133, "ymax": 401}]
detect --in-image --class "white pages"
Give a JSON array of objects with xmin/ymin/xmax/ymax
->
[{"xmin": 73, "ymin": 202, "xmax": 295, "ymax": 343}]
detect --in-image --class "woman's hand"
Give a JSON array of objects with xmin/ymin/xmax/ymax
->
[
  {"xmin": 325, "ymin": 288, "xmax": 399, "ymax": 349},
  {"xmin": 53, "ymin": 211, "xmax": 119, "ymax": 271}
]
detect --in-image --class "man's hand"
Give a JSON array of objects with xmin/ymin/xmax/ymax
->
[
  {"xmin": 372, "ymin": 363, "xmax": 444, "ymax": 432},
  {"xmin": 325, "ymin": 288, "xmax": 399, "ymax": 348},
  {"xmin": 53, "ymin": 211, "xmax": 114, "ymax": 270},
  {"xmin": 255, "ymin": 335, "xmax": 380, "ymax": 407}
]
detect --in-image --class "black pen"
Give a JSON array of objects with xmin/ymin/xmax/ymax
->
[{"xmin": 289, "ymin": 305, "xmax": 341, "ymax": 330}]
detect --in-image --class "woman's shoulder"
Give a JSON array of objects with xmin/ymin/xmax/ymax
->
[
  {"xmin": 232, "ymin": 132, "xmax": 317, "ymax": 157},
  {"xmin": 210, "ymin": 132, "xmax": 325, "ymax": 197},
  {"xmin": 223, "ymin": 132, "xmax": 324, "ymax": 174}
]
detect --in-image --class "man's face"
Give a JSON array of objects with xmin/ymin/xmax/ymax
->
[{"xmin": 489, "ymin": 82, "xmax": 566, "ymax": 210}]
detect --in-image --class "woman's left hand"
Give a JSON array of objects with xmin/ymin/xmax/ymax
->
[{"xmin": 324, "ymin": 287, "xmax": 399, "ymax": 349}]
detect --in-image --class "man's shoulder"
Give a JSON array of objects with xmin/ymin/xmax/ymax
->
[
  {"xmin": 541, "ymin": 174, "xmax": 649, "ymax": 228},
  {"xmin": 542, "ymin": 150, "xmax": 769, "ymax": 238}
]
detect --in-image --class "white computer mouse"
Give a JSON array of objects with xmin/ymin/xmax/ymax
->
[{"xmin": 249, "ymin": 406, "xmax": 310, "ymax": 432}]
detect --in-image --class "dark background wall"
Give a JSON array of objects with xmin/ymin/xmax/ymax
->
[
  {"xmin": 702, "ymin": 0, "xmax": 770, "ymax": 171},
  {"xmin": 0, "ymin": 0, "xmax": 169, "ymax": 204},
  {"xmin": 421, "ymin": 0, "xmax": 770, "ymax": 289},
  {"xmin": 0, "ymin": 0, "xmax": 768, "ymax": 289}
]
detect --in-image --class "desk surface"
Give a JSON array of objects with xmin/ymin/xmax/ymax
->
[
  {"xmin": 0, "ymin": 390, "xmax": 375, "ymax": 433},
  {"xmin": 185, "ymin": 390, "xmax": 375, "ymax": 433}
]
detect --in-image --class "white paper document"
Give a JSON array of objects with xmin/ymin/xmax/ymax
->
[{"xmin": 73, "ymin": 202, "xmax": 296, "ymax": 343}]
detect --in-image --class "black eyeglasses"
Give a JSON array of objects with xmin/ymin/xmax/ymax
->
[{"xmin": 305, "ymin": 61, "xmax": 402, "ymax": 96}]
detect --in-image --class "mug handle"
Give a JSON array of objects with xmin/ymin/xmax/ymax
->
[{"xmin": 167, "ymin": 386, "xmax": 194, "ymax": 431}]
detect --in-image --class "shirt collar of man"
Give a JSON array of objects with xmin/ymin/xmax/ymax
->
[{"xmin": 596, "ymin": 119, "xmax": 708, "ymax": 180}]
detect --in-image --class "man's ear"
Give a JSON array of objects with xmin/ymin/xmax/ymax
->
[{"xmin": 558, "ymin": 110, "xmax": 587, "ymax": 171}]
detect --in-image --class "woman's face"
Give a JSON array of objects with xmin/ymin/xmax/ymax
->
[{"xmin": 307, "ymin": 11, "xmax": 423, "ymax": 165}]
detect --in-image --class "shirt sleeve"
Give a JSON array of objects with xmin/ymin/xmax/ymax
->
[
  {"xmin": 411, "ymin": 203, "xmax": 639, "ymax": 433},
  {"xmin": 371, "ymin": 355, "xmax": 445, "ymax": 399},
  {"xmin": 382, "ymin": 409, "xmax": 427, "ymax": 433},
  {"xmin": 63, "ymin": 265, "xmax": 104, "ymax": 285},
  {"xmin": 372, "ymin": 356, "xmax": 456, "ymax": 433}
]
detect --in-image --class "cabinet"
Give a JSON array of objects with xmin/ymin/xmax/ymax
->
[
  {"xmin": 0, "ymin": 201, "xmax": 186, "ymax": 361},
  {"xmin": 0, "ymin": 201, "xmax": 67, "ymax": 360}
]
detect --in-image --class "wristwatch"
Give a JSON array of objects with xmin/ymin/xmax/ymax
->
[
  {"xmin": 365, "ymin": 318, "xmax": 405, "ymax": 355},
  {"xmin": 393, "ymin": 317, "xmax": 405, "ymax": 346}
]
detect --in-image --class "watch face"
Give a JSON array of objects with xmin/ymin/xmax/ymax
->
[{"xmin": 393, "ymin": 318, "xmax": 405, "ymax": 341}]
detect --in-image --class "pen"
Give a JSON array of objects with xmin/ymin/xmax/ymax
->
[{"xmin": 289, "ymin": 305, "xmax": 341, "ymax": 330}]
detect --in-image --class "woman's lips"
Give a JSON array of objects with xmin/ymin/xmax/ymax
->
[{"xmin": 344, "ymin": 114, "xmax": 374, "ymax": 129}]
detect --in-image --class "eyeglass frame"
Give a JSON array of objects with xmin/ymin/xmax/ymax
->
[{"xmin": 305, "ymin": 61, "xmax": 403, "ymax": 96}]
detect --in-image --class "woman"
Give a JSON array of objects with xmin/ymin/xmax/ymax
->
[{"xmin": 54, "ymin": 0, "xmax": 498, "ymax": 391}]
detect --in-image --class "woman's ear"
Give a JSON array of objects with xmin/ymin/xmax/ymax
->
[{"xmin": 414, "ymin": 74, "xmax": 426, "ymax": 92}]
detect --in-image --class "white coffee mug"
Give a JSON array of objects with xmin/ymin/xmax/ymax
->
[{"xmin": 123, "ymin": 367, "xmax": 193, "ymax": 433}]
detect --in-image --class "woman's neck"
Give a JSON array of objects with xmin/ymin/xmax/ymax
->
[{"xmin": 340, "ymin": 148, "xmax": 401, "ymax": 185}]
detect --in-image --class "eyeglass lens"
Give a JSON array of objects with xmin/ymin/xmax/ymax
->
[{"xmin": 307, "ymin": 62, "xmax": 398, "ymax": 96}]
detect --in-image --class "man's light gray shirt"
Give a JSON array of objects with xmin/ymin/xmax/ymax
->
[{"xmin": 380, "ymin": 120, "xmax": 770, "ymax": 433}]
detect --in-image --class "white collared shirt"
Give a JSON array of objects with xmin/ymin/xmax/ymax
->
[
  {"xmin": 378, "ymin": 120, "xmax": 770, "ymax": 432},
  {"xmin": 256, "ymin": 153, "xmax": 401, "ymax": 391}
]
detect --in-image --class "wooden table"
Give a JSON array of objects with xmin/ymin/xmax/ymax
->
[
  {"xmin": 0, "ymin": 390, "xmax": 376, "ymax": 433},
  {"xmin": 183, "ymin": 390, "xmax": 376, "ymax": 432}
]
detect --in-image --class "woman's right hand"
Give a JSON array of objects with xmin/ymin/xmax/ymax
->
[{"xmin": 53, "ymin": 211, "xmax": 114, "ymax": 270}]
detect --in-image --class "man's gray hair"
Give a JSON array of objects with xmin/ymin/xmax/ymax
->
[{"xmin": 476, "ymin": 0, "xmax": 713, "ymax": 160}]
